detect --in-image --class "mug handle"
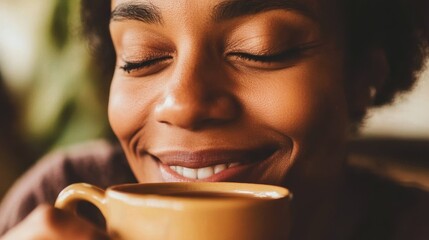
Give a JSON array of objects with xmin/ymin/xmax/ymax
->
[{"xmin": 54, "ymin": 183, "xmax": 107, "ymax": 217}]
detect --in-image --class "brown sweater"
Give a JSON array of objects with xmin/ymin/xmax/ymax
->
[
  {"xmin": 0, "ymin": 140, "xmax": 136, "ymax": 235},
  {"xmin": 0, "ymin": 140, "xmax": 428, "ymax": 239}
]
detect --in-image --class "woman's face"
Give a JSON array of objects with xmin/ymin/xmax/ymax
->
[{"xmin": 109, "ymin": 0, "xmax": 350, "ymax": 186}]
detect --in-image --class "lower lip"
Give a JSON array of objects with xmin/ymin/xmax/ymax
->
[{"xmin": 158, "ymin": 152, "xmax": 278, "ymax": 182}]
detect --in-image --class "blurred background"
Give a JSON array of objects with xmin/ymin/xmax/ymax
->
[
  {"xmin": 0, "ymin": 0, "xmax": 112, "ymax": 199},
  {"xmin": 0, "ymin": 0, "xmax": 428, "ymax": 200}
]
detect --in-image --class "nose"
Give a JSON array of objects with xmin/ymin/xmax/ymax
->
[{"xmin": 154, "ymin": 66, "xmax": 240, "ymax": 130}]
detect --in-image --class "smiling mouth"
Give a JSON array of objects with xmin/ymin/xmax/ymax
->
[
  {"xmin": 149, "ymin": 146, "xmax": 278, "ymax": 180},
  {"xmin": 168, "ymin": 162, "xmax": 241, "ymax": 179}
]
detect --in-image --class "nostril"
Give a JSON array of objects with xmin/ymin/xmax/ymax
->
[
  {"xmin": 154, "ymin": 88, "xmax": 241, "ymax": 130},
  {"xmin": 159, "ymin": 120, "xmax": 171, "ymax": 125},
  {"xmin": 200, "ymin": 117, "xmax": 230, "ymax": 128}
]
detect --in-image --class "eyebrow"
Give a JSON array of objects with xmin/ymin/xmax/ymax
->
[
  {"xmin": 110, "ymin": 2, "xmax": 163, "ymax": 24},
  {"xmin": 212, "ymin": 0, "xmax": 316, "ymax": 21}
]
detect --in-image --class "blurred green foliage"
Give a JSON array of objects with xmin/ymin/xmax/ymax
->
[{"xmin": 0, "ymin": 0, "xmax": 112, "ymax": 199}]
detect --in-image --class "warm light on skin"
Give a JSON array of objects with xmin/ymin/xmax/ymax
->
[{"xmin": 108, "ymin": 0, "xmax": 350, "ymax": 186}]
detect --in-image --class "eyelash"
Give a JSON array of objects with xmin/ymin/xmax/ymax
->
[
  {"xmin": 228, "ymin": 45, "xmax": 311, "ymax": 63},
  {"xmin": 120, "ymin": 56, "xmax": 172, "ymax": 73},
  {"xmin": 119, "ymin": 43, "xmax": 317, "ymax": 73}
]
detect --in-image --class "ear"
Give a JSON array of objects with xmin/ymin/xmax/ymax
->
[{"xmin": 347, "ymin": 48, "xmax": 389, "ymax": 121}]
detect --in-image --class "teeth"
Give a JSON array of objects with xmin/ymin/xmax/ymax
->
[
  {"xmin": 168, "ymin": 162, "xmax": 239, "ymax": 179},
  {"xmin": 183, "ymin": 167, "xmax": 197, "ymax": 179},
  {"xmin": 197, "ymin": 166, "xmax": 214, "ymax": 179},
  {"xmin": 176, "ymin": 166, "xmax": 183, "ymax": 175},
  {"xmin": 229, "ymin": 162, "xmax": 240, "ymax": 168},
  {"xmin": 214, "ymin": 164, "xmax": 227, "ymax": 174}
]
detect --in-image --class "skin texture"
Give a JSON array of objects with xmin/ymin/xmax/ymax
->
[
  {"xmin": 109, "ymin": 0, "xmax": 351, "ymax": 187},
  {"xmin": 107, "ymin": 2, "xmax": 376, "ymax": 237},
  {"xmin": 2, "ymin": 0, "xmax": 385, "ymax": 239}
]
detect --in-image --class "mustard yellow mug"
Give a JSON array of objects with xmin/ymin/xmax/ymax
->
[{"xmin": 55, "ymin": 182, "xmax": 291, "ymax": 240}]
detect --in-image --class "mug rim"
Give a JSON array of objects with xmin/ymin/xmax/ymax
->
[{"xmin": 106, "ymin": 182, "xmax": 291, "ymax": 205}]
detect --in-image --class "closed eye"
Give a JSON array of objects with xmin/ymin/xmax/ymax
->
[
  {"xmin": 228, "ymin": 47, "xmax": 303, "ymax": 63},
  {"xmin": 226, "ymin": 41, "xmax": 322, "ymax": 70},
  {"xmin": 120, "ymin": 56, "xmax": 173, "ymax": 73}
]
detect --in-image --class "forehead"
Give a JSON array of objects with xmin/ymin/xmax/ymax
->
[{"xmin": 110, "ymin": 0, "xmax": 334, "ymax": 22}]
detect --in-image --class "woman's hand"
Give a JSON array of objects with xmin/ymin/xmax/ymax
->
[{"xmin": 0, "ymin": 204, "xmax": 109, "ymax": 240}]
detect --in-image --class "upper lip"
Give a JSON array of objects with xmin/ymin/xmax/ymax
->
[{"xmin": 149, "ymin": 145, "xmax": 278, "ymax": 169}]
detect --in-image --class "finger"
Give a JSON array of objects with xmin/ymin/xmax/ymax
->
[{"xmin": 2, "ymin": 205, "xmax": 110, "ymax": 240}]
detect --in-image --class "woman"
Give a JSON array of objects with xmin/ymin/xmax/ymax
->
[{"xmin": 1, "ymin": 0, "xmax": 429, "ymax": 239}]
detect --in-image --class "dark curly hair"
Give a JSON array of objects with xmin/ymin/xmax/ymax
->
[
  {"xmin": 345, "ymin": 0, "xmax": 429, "ymax": 106},
  {"xmin": 80, "ymin": 0, "xmax": 429, "ymax": 116}
]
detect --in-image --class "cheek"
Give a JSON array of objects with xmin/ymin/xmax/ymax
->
[
  {"xmin": 243, "ymin": 63, "xmax": 348, "ymax": 142},
  {"xmin": 108, "ymin": 76, "xmax": 156, "ymax": 141}
]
